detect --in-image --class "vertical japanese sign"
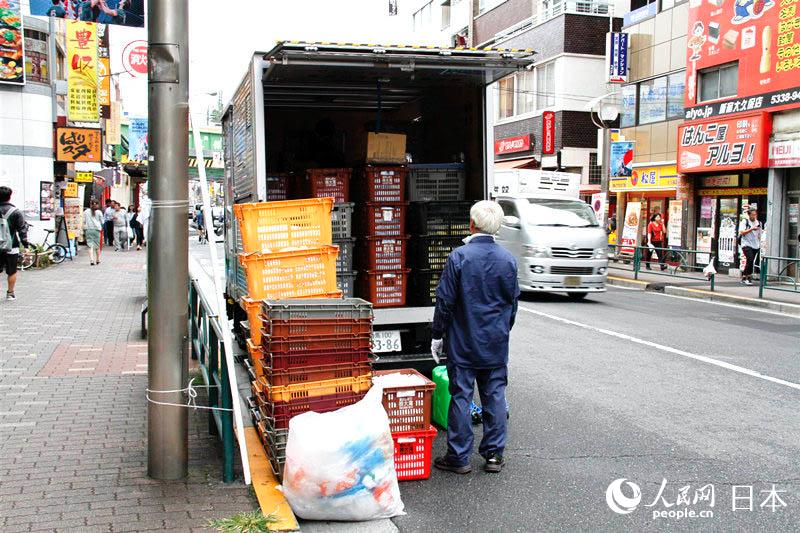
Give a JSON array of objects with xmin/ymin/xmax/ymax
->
[
  {"xmin": 667, "ymin": 200, "xmax": 683, "ymax": 248},
  {"xmin": 128, "ymin": 118, "xmax": 148, "ymax": 161},
  {"xmin": 620, "ymin": 201, "xmax": 642, "ymax": 255},
  {"xmin": 542, "ymin": 111, "xmax": 556, "ymax": 155},
  {"xmin": 106, "ymin": 101, "xmax": 121, "ymax": 145},
  {"xmin": 98, "ymin": 24, "xmax": 111, "ymax": 118},
  {"xmin": 0, "ymin": 0, "xmax": 25, "ymax": 85},
  {"xmin": 67, "ymin": 20, "xmax": 98, "ymax": 122},
  {"xmin": 605, "ymin": 32, "xmax": 628, "ymax": 83}
]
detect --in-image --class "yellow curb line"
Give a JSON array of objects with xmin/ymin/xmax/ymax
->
[
  {"xmin": 243, "ymin": 427, "xmax": 299, "ymax": 531},
  {"xmin": 608, "ymin": 275, "xmax": 648, "ymax": 286}
]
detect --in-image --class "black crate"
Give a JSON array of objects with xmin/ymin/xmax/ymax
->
[
  {"xmin": 408, "ymin": 201, "xmax": 473, "ymax": 237},
  {"xmin": 334, "ymin": 238, "xmax": 355, "ymax": 272},
  {"xmin": 409, "ymin": 236, "xmax": 462, "ymax": 271},
  {"xmin": 409, "ymin": 269, "xmax": 441, "ymax": 306},
  {"xmin": 408, "ymin": 164, "xmax": 465, "ymax": 201},
  {"xmin": 337, "ymin": 270, "xmax": 357, "ymax": 297}
]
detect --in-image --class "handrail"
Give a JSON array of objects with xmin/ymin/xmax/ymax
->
[
  {"xmin": 609, "ymin": 244, "xmax": 716, "ymax": 291},
  {"xmin": 759, "ymin": 255, "xmax": 800, "ymax": 298}
]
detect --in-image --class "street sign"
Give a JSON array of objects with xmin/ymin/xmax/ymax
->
[
  {"xmin": 542, "ymin": 111, "xmax": 556, "ymax": 155},
  {"xmin": 606, "ymin": 32, "xmax": 629, "ymax": 84}
]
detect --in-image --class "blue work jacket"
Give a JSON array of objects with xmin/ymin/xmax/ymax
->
[{"xmin": 432, "ymin": 235, "xmax": 520, "ymax": 369}]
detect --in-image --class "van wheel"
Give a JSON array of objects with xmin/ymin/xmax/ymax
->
[{"xmin": 567, "ymin": 292, "xmax": 588, "ymax": 300}]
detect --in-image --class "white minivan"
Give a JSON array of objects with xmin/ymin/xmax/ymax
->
[{"xmin": 495, "ymin": 195, "xmax": 609, "ymax": 300}]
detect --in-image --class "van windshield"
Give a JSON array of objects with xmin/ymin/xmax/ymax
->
[{"xmin": 525, "ymin": 198, "xmax": 599, "ymax": 227}]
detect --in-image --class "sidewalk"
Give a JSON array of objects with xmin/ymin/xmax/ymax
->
[
  {"xmin": 607, "ymin": 259, "xmax": 800, "ymax": 313},
  {"xmin": 0, "ymin": 247, "xmax": 256, "ymax": 532}
]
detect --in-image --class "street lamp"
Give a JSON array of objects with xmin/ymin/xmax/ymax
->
[{"xmin": 585, "ymin": 92, "xmax": 620, "ymax": 227}]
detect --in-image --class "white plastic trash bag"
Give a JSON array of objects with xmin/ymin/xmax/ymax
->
[
  {"xmin": 703, "ymin": 262, "xmax": 717, "ymax": 279},
  {"xmin": 281, "ymin": 386, "xmax": 405, "ymax": 521}
]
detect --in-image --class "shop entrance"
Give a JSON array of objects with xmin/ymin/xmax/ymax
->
[
  {"xmin": 696, "ymin": 193, "xmax": 767, "ymax": 274},
  {"xmin": 788, "ymin": 172, "xmax": 799, "ymax": 263}
]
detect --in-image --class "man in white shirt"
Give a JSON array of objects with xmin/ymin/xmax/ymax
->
[{"xmin": 738, "ymin": 208, "xmax": 763, "ymax": 286}]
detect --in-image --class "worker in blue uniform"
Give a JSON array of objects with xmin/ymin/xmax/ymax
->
[{"xmin": 431, "ymin": 200, "xmax": 520, "ymax": 474}]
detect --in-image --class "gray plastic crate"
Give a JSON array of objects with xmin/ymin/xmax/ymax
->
[
  {"xmin": 408, "ymin": 164, "xmax": 466, "ymax": 201},
  {"xmin": 335, "ymin": 238, "xmax": 355, "ymax": 273},
  {"xmin": 336, "ymin": 271, "xmax": 358, "ymax": 298},
  {"xmin": 262, "ymin": 296, "xmax": 371, "ymax": 320},
  {"xmin": 331, "ymin": 202, "xmax": 354, "ymax": 239}
]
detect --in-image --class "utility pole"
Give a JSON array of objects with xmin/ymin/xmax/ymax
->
[{"xmin": 147, "ymin": 0, "xmax": 190, "ymax": 480}]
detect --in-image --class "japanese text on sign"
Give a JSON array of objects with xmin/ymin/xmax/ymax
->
[
  {"xmin": 66, "ymin": 21, "xmax": 98, "ymax": 122},
  {"xmin": 56, "ymin": 127, "xmax": 102, "ymax": 162},
  {"xmin": 677, "ymin": 114, "xmax": 771, "ymax": 173}
]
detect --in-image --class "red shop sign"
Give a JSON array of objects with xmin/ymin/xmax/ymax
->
[
  {"xmin": 495, "ymin": 134, "xmax": 531, "ymax": 155},
  {"xmin": 122, "ymin": 40, "xmax": 148, "ymax": 76},
  {"xmin": 677, "ymin": 113, "xmax": 772, "ymax": 173},
  {"xmin": 542, "ymin": 111, "xmax": 556, "ymax": 155}
]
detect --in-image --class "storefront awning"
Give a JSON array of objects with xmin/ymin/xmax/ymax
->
[
  {"xmin": 494, "ymin": 158, "xmax": 537, "ymax": 170},
  {"xmin": 580, "ymin": 184, "xmax": 601, "ymax": 194}
]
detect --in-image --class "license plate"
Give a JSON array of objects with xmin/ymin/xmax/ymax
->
[
  {"xmin": 564, "ymin": 276, "xmax": 581, "ymax": 287},
  {"xmin": 372, "ymin": 330, "xmax": 402, "ymax": 353}
]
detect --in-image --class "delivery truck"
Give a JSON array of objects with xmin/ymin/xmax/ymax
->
[{"xmin": 222, "ymin": 42, "xmax": 535, "ymax": 367}]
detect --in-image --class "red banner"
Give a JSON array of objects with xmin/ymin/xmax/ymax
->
[
  {"xmin": 677, "ymin": 113, "xmax": 771, "ymax": 173},
  {"xmin": 684, "ymin": 0, "xmax": 800, "ymax": 116},
  {"xmin": 542, "ymin": 111, "xmax": 556, "ymax": 155},
  {"xmin": 494, "ymin": 134, "xmax": 531, "ymax": 155}
]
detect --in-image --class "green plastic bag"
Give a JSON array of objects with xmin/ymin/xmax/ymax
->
[{"xmin": 432, "ymin": 365, "xmax": 450, "ymax": 429}]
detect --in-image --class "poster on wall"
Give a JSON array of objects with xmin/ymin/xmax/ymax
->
[
  {"xmin": 64, "ymin": 197, "xmax": 83, "ymax": 241},
  {"xmin": 66, "ymin": 20, "xmax": 99, "ymax": 122},
  {"xmin": 696, "ymin": 228, "xmax": 713, "ymax": 265},
  {"xmin": 718, "ymin": 208, "xmax": 739, "ymax": 265},
  {"xmin": 620, "ymin": 201, "xmax": 642, "ymax": 255},
  {"xmin": 591, "ymin": 193, "xmax": 607, "ymax": 226},
  {"xmin": 668, "ymin": 200, "xmax": 683, "ymax": 248},
  {"xmin": 0, "ymin": 0, "xmax": 25, "ymax": 85},
  {"xmin": 106, "ymin": 101, "xmax": 121, "ymax": 145},
  {"xmin": 684, "ymin": 0, "xmax": 800, "ymax": 118},
  {"xmin": 128, "ymin": 118, "xmax": 148, "ymax": 161},
  {"xmin": 40, "ymin": 181, "xmax": 54, "ymax": 221},
  {"xmin": 24, "ymin": 34, "xmax": 47, "ymax": 83},
  {"xmin": 29, "ymin": 0, "xmax": 145, "ymax": 28},
  {"xmin": 610, "ymin": 141, "xmax": 635, "ymax": 177}
]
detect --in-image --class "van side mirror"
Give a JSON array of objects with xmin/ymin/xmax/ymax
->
[{"xmin": 502, "ymin": 215, "xmax": 521, "ymax": 228}]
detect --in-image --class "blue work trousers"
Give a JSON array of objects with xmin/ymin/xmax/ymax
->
[{"xmin": 446, "ymin": 364, "xmax": 508, "ymax": 467}]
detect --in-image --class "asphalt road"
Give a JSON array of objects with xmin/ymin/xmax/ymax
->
[{"xmin": 392, "ymin": 287, "xmax": 800, "ymax": 532}]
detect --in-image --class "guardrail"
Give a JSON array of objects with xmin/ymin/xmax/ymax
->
[
  {"xmin": 608, "ymin": 245, "xmax": 716, "ymax": 291},
  {"xmin": 188, "ymin": 275, "xmax": 236, "ymax": 483},
  {"xmin": 759, "ymin": 256, "xmax": 800, "ymax": 298}
]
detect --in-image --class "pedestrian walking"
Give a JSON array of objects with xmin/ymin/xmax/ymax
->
[
  {"xmin": 431, "ymin": 200, "xmax": 520, "ymax": 474},
  {"xmin": 195, "ymin": 205, "xmax": 206, "ymax": 244},
  {"xmin": 103, "ymin": 199, "xmax": 115, "ymax": 247},
  {"xmin": 83, "ymin": 200, "xmax": 104, "ymax": 265},
  {"xmin": 739, "ymin": 208, "xmax": 763, "ymax": 285},
  {"xmin": 645, "ymin": 213, "xmax": 667, "ymax": 271},
  {"xmin": 113, "ymin": 203, "xmax": 129, "ymax": 251},
  {"xmin": 0, "ymin": 186, "xmax": 30, "ymax": 301},
  {"xmin": 130, "ymin": 206, "xmax": 144, "ymax": 250}
]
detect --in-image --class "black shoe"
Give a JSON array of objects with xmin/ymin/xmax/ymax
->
[
  {"xmin": 645, "ymin": 264, "xmax": 651, "ymax": 270},
  {"xmin": 660, "ymin": 264, "xmax": 667, "ymax": 271},
  {"xmin": 484, "ymin": 454, "xmax": 504, "ymax": 473},
  {"xmin": 433, "ymin": 456, "xmax": 471, "ymax": 474}
]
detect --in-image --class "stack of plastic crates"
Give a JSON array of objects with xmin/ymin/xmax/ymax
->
[
  {"xmin": 373, "ymin": 369, "xmax": 437, "ymax": 481},
  {"xmin": 407, "ymin": 164, "xmax": 465, "ymax": 201},
  {"xmin": 251, "ymin": 298, "xmax": 374, "ymax": 479},
  {"xmin": 332, "ymin": 202, "xmax": 356, "ymax": 298},
  {"xmin": 407, "ymin": 201, "xmax": 473, "ymax": 305},
  {"xmin": 356, "ymin": 166, "xmax": 410, "ymax": 308},
  {"xmin": 233, "ymin": 198, "xmax": 343, "ymax": 377}
]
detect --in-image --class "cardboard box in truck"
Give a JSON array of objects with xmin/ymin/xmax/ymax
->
[{"xmin": 367, "ymin": 132, "xmax": 406, "ymax": 164}]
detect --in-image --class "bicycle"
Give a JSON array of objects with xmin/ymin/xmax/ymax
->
[{"xmin": 17, "ymin": 229, "xmax": 68, "ymax": 270}]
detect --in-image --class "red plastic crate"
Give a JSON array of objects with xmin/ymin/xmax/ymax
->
[
  {"xmin": 262, "ymin": 317, "xmax": 373, "ymax": 339},
  {"xmin": 262, "ymin": 333, "xmax": 372, "ymax": 354},
  {"xmin": 265, "ymin": 361, "xmax": 372, "ymax": 387},
  {"xmin": 306, "ymin": 168, "xmax": 352, "ymax": 203},
  {"xmin": 361, "ymin": 269, "xmax": 410, "ymax": 308},
  {"xmin": 392, "ymin": 426, "xmax": 437, "ymax": 481},
  {"xmin": 363, "ymin": 203, "xmax": 407, "ymax": 237},
  {"xmin": 373, "ymin": 369, "xmax": 436, "ymax": 432},
  {"xmin": 362, "ymin": 166, "xmax": 407, "ymax": 203},
  {"xmin": 267, "ymin": 349, "xmax": 371, "ymax": 370},
  {"xmin": 363, "ymin": 236, "xmax": 408, "ymax": 271},
  {"xmin": 263, "ymin": 390, "xmax": 367, "ymax": 429}
]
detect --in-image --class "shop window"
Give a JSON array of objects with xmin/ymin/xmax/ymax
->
[
  {"xmin": 23, "ymin": 29, "xmax": 48, "ymax": 84},
  {"xmin": 638, "ymin": 76, "xmax": 667, "ymax": 124},
  {"xmin": 516, "ymin": 70, "xmax": 536, "ymax": 115},
  {"xmin": 536, "ymin": 62, "xmax": 555, "ymax": 110},
  {"xmin": 666, "ymin": 72, "xmax": 685, "ymax": 119},
  {"xmin": 497, "ymin": 76, "xmax": 515, "ymax": 120},
  {"xmin": 441, "ymin": 0, "xmax": 451, "ymax": 29},
  {"xmin": 698, "ymin": 62, "xmax": 738, "ymax": 102},
  {"xmin": 620, "ymin": 84, "xmax": 637, "ymax": 128}
]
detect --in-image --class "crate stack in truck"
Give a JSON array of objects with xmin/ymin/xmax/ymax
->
[{"xmin": 222, "ymin": 42, "xmax": 535, "ymax": 366}]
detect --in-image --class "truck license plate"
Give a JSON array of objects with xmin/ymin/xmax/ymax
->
[
  {"xmin": 372, "ymin": 330, "xmax": 402, "ymax": 353},
  {"xmin": 564, "ymin": 276, "xmax": 581, "ymax": 287}
]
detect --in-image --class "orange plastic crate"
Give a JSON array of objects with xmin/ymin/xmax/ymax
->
[
  {"xmin": 242, "ymin": 297, "xmax": 264, "ymax": 345},
  {"xmin": 373, "ymin": 369, "xmax": 436, "ymax": 432},
  {"xmin": 246, "ymin": 339, "xmax": 265, "ymax": 378},
  {"xmin": 264, "ymin": 362, "xmax": 372, "ymax": 386},
  {"xmin": 256, "ymin": 374, "xmax": 372, "ymax": 403},
  {"xmin": 360, "ymin": 269, "xmax": 410, "ymax": 308},
  {"xmin": 239, "ymin": 246, "xmax": 340, "ymax": 301},
  {"xmin": 233, "ymin": 198, "xmax": 334, "ymax": 254},
  {"xmin": 262, "ymin": 317, "xmax": 373, "ymax": 339}
]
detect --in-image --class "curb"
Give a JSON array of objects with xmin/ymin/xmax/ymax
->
[{"xmin": 607, "ymin": 276, "xmax": 800, "ymax": 316}]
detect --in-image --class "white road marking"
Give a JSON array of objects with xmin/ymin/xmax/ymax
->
[
  {"xmin": 68, "ymin": 367, "xmax": 94, "ymax": 372},
  {"xmin": 78, "ymin": 348, "xmax": 102, "ymax": 352},
  {"xmin": 73, "ymin": 359, "xmax": 99, "ymax": 363},
  {"xmin": 519, "ymin": 305, "xmax": 800, "ymax": 392}
]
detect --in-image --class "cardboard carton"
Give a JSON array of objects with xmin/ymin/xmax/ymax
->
[{"xmin": 366, "ymin": 132, "xmax": 406, "ymax": 164}]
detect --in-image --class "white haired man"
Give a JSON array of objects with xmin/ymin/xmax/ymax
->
[{"xmin": 431, "ymin": 200, "xmax": 520, "ymax": 474}]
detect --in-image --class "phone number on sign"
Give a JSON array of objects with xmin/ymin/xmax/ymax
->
[{"xmin": 770, "ymin": 91, "xmax": 800, "ymax": 105}]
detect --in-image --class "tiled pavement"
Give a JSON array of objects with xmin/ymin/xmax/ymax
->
[{"xmin": 0, "ymin": 246, "xmax": 256, "ymax": 532}]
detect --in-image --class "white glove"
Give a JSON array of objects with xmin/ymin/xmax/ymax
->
[{"xmin": 431, "ymin": 338, "xmax": 443, "ymax": 365}]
